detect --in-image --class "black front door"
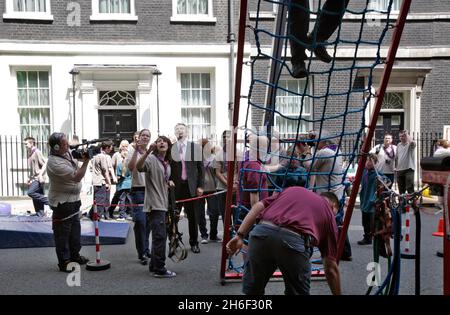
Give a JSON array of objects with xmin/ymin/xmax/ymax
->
[
  {"xmin": 374, "ymin": 112, "xmax": 404, "ymax": 145},
  {"xmin": 99, "ymin": 110, "xmax": 137, "ymax": 144}
]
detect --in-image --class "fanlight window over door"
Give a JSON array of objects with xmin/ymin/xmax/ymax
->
[{"xmin": 99, "ymin": 90, "xmax": 136, "ymax": 106}]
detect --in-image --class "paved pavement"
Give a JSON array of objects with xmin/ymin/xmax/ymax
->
[{"xmin": 0, "ymin": 194, "xmax": 445, "ymax": 295}]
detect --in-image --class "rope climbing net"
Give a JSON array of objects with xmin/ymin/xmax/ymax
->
[{"xmin": 220, "ymin": 0, "xmax": 412, "ymax": 283}]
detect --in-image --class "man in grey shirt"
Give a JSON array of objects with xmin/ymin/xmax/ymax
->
[
  {"xmin": 89, "ymin": 140, "xmax": 114, "ymax": 220},
  {"xmin": 46, "ymin": 132, "xmax": 90, "ymax": 272},
  {"xmin": 395, "ymin": 130, "xmax": 416, "ymax": 194}
]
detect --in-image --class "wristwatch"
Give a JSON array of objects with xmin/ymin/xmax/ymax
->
[{"xmin": 236, "ymin": 231, "xmax": 245, "ymax": 239}]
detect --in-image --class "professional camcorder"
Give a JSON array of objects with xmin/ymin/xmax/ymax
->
[{"xmin": 70, "ymin": 138, "xmax": 108, "ymax": 160}]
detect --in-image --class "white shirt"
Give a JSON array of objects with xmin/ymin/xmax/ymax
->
[
  {"xmin": 369, "ymin": 144, "xmax": 397, "ymax": 175},
  {"xmin": 177, "ymin": 139, "xmax": 188, "ymax": 161},
  {"xmin": 396, "ymin": 141, "xmax": 416, "ymax": 171}
]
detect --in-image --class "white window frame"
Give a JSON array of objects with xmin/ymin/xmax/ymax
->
[
  {"xmin": 274, "ymin": 78, "xmax": 313, "ymax": 139},
  {"xmin": 90, "ymin": 0, "xmax": 138, "ymax": 21},
  {"xmin": 13, "ymin": 68, "xmax": 53, "ymax": 140},
  {"xmin": 368, "ymin": 0, "xmax": 401, "ymax": 13},
  {"xmin": 3, "ymin": 0, "xmax": 53, "ymax": 21},
  {"xmin": 178, "ymin": 69, "xmax": 215, "ymax": 141},
  {"xmin": 171, "ymin": 0, "xmax": 216, "ymax": 23}
]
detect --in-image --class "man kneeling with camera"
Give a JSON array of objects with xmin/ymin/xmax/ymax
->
[{"xmin": 46, "ymin": 132, "xmax": 90, "ymax": 272}]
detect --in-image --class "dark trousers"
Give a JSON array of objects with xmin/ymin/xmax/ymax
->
[
  {"xmin": 176, "ymin": 181, "xmax": 199, "ymax": 246},
  {"xmin": 207, "ymin": 193, "xmax": 223, "ymax": 239},
  {"xmin": 27, "ymin": 180, "xmax": 48, "ymax": 214},
  {"xmin": 336, "ymin": 212, "xmax": 352, "ymax": 259},
  {"xmin": 51, "ymin": 201, "xmax": 82, "ymax": 265},
  {"xmin": 198, "ymin": 192, "xmax": 224, "ymax": 239},
  {"xmin": 147, "ymin": 210, "xmax": 168, "ymax": 273},
  {"xmin": 130, "ymin": 190, "xmax": 150, "ymax": 259},
  {"xmin": 362, "ymin": 212, "xmax": 374, "ymax": 239},
  {"xmin": 397, "ymin": 169, "xmax": 415, "ymax": 194},
  {"xmin": 107, "ymin": 187, "xmax": 121, "ymax": 217},
  {"xmin": 197, "ymin": 198, "xmax": 209, "ymax": 239},
  {"xmin": 108, "ymin": 188, "xmax": 131, "ymax": 218},
  {"xmin": 243, "ymin": 224, "xmax": 313, "ymax": 295},
  {"xmin": 289, "ymin": 0, "xmax": 349, "ymax": 63},
  {"xmin": 90, "ymin": 185, "xmax": 110, "ymax": 219},
  {"xmin": 385, "ymin": 173, "xmax": 395, "ymax": 189},
  {"xmin": 118, "ymin": 189, "xmax": 131, "ymax": 218}
]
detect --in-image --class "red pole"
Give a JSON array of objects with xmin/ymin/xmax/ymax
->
[
  {"xmin": 444, "ymin": 177, "xmax": 450, "ymax": 295},
  {"xmin": 337, "ymin": 0, "xmax": 412, "ymax": 262},
  {"xmin": 220, "ymin": 0, "xmax": 248, "ymax": 283}
]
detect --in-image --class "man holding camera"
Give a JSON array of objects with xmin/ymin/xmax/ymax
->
[
  {"xmin": 370, "ymin": 134, "xmax": 396, "ymax": 188},
  {"xmin": 46, "ymin": 132, "xmax": 90, "ymax": 272}
]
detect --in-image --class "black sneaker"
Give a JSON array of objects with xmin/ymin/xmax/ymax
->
[
  {"xmin": 307, "ymin": 34, "xmax": 332, "ymax": 63},
  {"xmin": 291, "ymin": 60, "xmax": 308, "ymax": 79},
  {"xmin": 71, "ymin": 255, "xmax": 89, "ymax": 265},
  {"xmin": 58, "ymin": 260, "xmax": 74, "ymax": 273},
  {"xmin": 154, "ymin": 270, "xmax": 176, "ymax": 278},
  {"xmin": 140, "ymin": 256, "xmax": 149, "ymax": 265},
  {"xmin": 357, "ymin": 238, "xmax": 372, "ymax": 245},
  {"xmin": 209, "ymin": 237, "xmax": 222, "ymax": 243},
  {"xmin": 191, "ymin": 245, "xmax": 200, "ymax": 254}
]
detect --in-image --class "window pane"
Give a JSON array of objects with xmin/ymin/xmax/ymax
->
[
  {"xmin": 18, "ymin": 108, "xmax": 29, "ymax": 124},
  {"xmin": 29, "ymin": 108, "xmax": 40, "ymax": 124},
  {"xmin": 28, "ymin": 71, "xmax": 38, "ymax": 88},
  {"xmin": 188, "ymin": 0, "xmax": 198, "ymax": 14},
  {"xmin": 36, "ymin": 0, "xmax": 46, "ymax": 12},
  {"xmin": 192, "ymin": 90, "xmax": 200, "ymax": 106},
  {"xmin": 181, "ymin": 73, "xmax": 190, "ymax": 89},
  {"xmin": 201, "ymin": 73, "xmax": 210, "ymax": 88},
  {"xmin": 191, "ymin": 73, "xmax": 200, "ymax": 88},
  {"xmin": 199, "ymin": 0, "xmax": 208, "ymax": 14},
  {"xmin": 111, "ymin": 0, "xmax": 119, "ymax": 13},
  {"xmin": 18, "ymin": 90, "xmax": 28, "ymax": 106},
  {"xmin": 99, "ymin": 0, "xmax": 109, "ymax": 13},
  {"xmin": 26, "ymin": 0, "xmax": 35, "ymax": 12},
  {"xmin": 39, "ymin": 71, "xmax": 49, "ymax": 87},
  {"xmin": 181, "ymin": 90, "xmax": 190, "ymax": 106},
  {"xmin": 121, "ymin": 0, "xmax": 130, "ymax": 13},
  {"xmin": 14, "ymin": 0, "xmax": 22, "ymax": 11},
  {"xmin": 40, "ymin": 108, "xmax": 50, "ymax": 124},
  {"xmin": 29, "ymin": 89, "xmax": 39, "ymax": 105},
  {"xmin": 201, "ymin": 90, "xmax": 210, "ymax": 106},
  {"xmin": 177, "ymin": 0, "xmax": 187, "ymax": 14},
  {"xmin": 17, "ymin": 71, "xmax": 27, "ymax": 87},
  {"xmin": 39, "ymin": 90, "xmax": 49, "ymax": 106}
]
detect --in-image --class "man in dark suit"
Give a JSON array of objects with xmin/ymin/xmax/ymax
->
[{"xmin": 170, "ymin": 123, "xmax": 205, "ymax": 253}]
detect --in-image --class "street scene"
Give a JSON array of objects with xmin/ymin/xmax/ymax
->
[{"xmin": 0, "ymin": 0, "xmax": 449, "ymax": 296}]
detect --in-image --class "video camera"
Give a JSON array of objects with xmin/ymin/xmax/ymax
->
[{"xmin": 70, "ymin": 138, "xmax": 108, "ymax": 160}]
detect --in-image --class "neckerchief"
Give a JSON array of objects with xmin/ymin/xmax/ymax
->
[
  {"xmin": 156, "ymin": 154, "xmax": 170, "ymax": 183},
  {"xmin": 382, "ymin": 145, "xmax": 395, "ymax": 159}
]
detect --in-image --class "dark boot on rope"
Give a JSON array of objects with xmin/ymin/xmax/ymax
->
[
  {"xmin": 307, "ymin": 34, "xmax": 332, "ymax": 64},
  {"xmin": 291, "ymin": 60, "xmax": 308, "ymax": 78}
]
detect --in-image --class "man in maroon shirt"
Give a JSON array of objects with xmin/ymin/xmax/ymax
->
[{"xmin": 226, "ymin": 186, "xmax": 341, "ymax": 295}]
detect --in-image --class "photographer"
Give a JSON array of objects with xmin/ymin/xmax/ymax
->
[
  {"xmin": 369, "ymin": 134, "xmax": 396, "ymax": 188},
  {"xmin": 46, "ymin": 132, "xmax": 90, "ymax": 272}
]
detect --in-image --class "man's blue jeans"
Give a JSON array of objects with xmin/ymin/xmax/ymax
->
[
  {"xmin": 27, "ymin": 180, "xmax": 48, "ymax": 214},
  {"xmin": 130, "ymin": 190, "xmax": 150, "ymax": 259},
  {"xmin": 243, "ymin": 224, "xmax": 313, "ymax": 295}
]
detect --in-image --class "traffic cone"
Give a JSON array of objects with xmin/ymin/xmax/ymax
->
[{"xmin": 432, "ymin": 218, "xmax": 444, "ymax": 237}]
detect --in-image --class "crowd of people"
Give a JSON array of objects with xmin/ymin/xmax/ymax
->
[{"xmin": 23, "ymin": 126, "xmax": 449, "ymax": 293}]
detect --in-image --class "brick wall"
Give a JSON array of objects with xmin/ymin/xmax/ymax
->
[{"xmin": 0, "ymin": 0, "xmax": 234, "ymax": 43}]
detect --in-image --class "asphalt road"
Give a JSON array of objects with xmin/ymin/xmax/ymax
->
[{"xmin": 0, "ymin": 207, "xmax": 444, "ymax": 295}]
